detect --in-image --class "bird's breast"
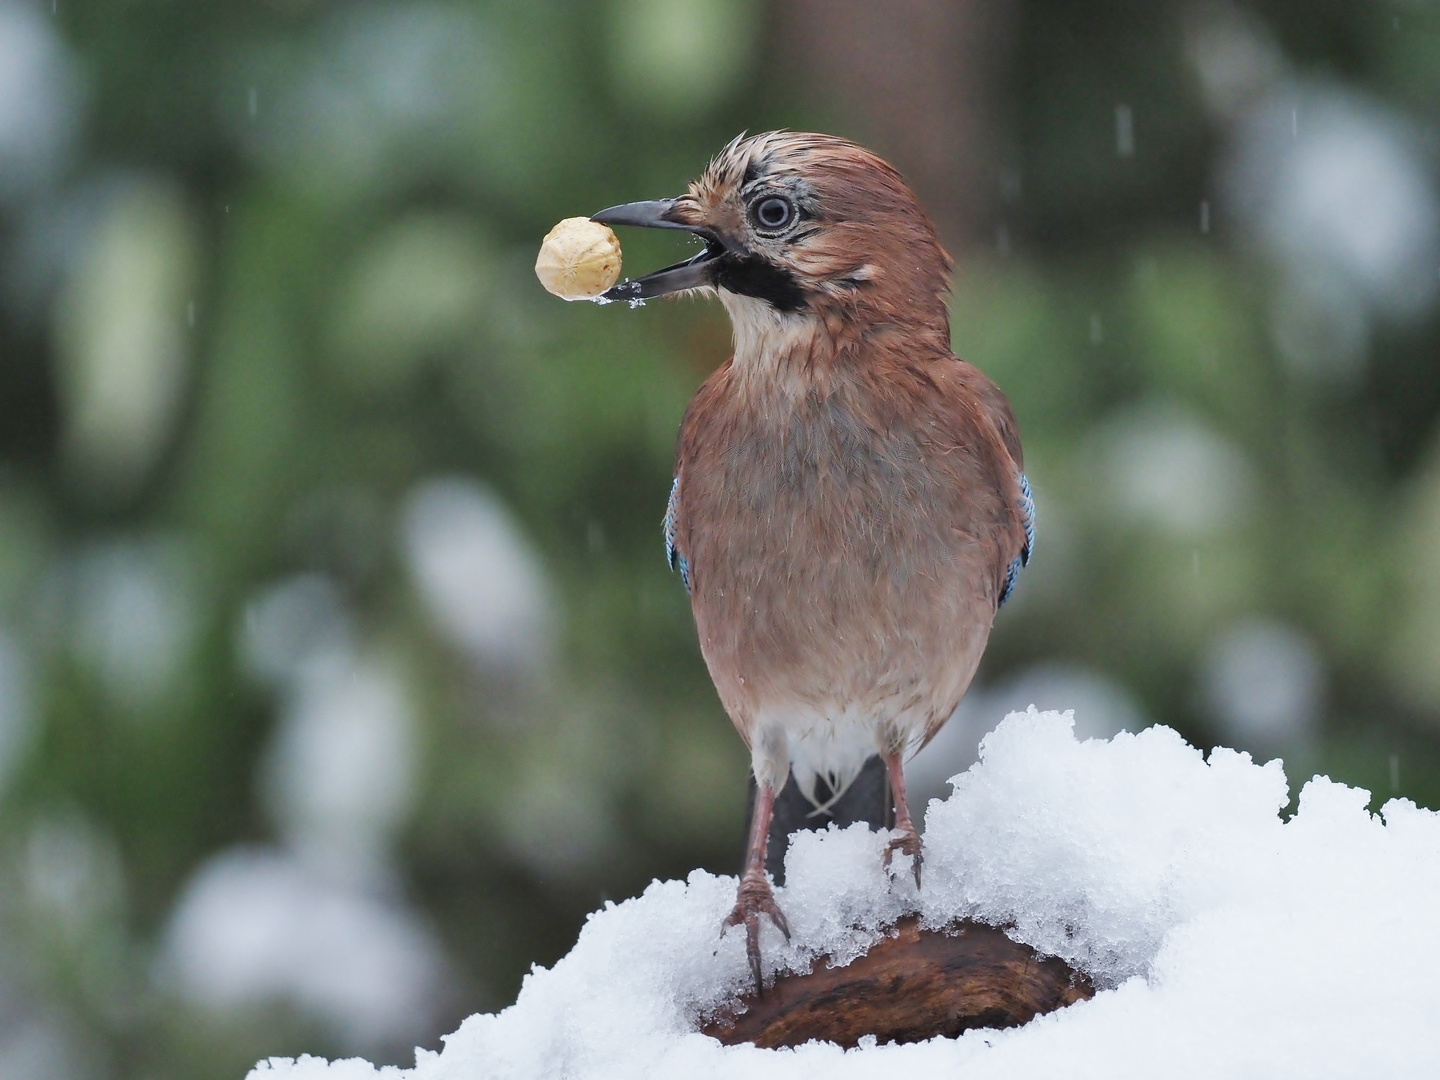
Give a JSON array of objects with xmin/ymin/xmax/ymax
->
[{"xmin": 675, "ymin": 360, "xmax": 1007, "ymax": 741}]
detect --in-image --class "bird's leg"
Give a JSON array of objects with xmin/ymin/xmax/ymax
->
[
  {"xmin": 882, "ymin": 751, "xmax": 923, "ymax": 888},
  {"xmin": 722, "ymin": 782, "xmax": 790, "ymax": 995}
]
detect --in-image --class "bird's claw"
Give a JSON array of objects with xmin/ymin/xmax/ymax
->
[
  {"xmin": 721, "ymin": 872, "xmax": 789, "ymax": 996},
  {"xmin": 883, "ymin": 826, "xmax": 924, "ymax": 889}
]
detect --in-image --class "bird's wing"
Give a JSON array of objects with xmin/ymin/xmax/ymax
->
[
  {"xmin": 948, "ymin": 359, "xmax": 1032, "ymax": 607},
  {"xmin": 997, "ymin": 471, "xmax": 1034, "ymax": 607},
  {"xmin": 967, "ymin": 364, "xmax": 1024, "ymax": 470},
  {"xmin": 667, "ymin": 359, "xmax": 735, "ymax": 595},
  {"xmin": 663, "ymin": 475, "xmax": 691, "ymax": 591}
]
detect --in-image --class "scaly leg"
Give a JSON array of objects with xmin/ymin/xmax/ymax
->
[
  {"xmin": 882, "ymin": 751, "xmax": 923, "ymax": 887},
  {"xmin": 722, "ymin": 783, "xmax": 790, "ymax": 995}
]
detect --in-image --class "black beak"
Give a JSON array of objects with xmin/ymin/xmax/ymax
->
[{"xmin": 590, "ymin": 199, "xmax": 724, "ymax": 303}]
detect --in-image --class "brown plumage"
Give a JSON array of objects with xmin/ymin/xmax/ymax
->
[{"xmin": 591, "ymin": 132, "xmax": 1031, "ymax": 993}]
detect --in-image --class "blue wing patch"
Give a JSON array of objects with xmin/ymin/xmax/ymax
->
[
  {"xmin": 998, "ymin": 472, "xmax": 1035, "ymax": 608},
  {"xmin": 663, "ymin": 477, "xmax": 690, "ymax": 591}
]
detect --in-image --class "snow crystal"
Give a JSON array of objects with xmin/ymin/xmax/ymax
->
[{"xmin": 248, "ymin": 709, "xmax": 1440, "ymax": 1079}]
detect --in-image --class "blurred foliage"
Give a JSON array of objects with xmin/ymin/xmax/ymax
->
[{"xmin": 2, "ymin": 0, "xmax": 1440, "ymax": 1076}]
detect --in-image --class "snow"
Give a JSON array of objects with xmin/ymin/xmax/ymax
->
[
  {"xmin": 172, "ymin": 585, "xmax": 445, "ymax": 1051},
  {"xmin": 400, "ymin": 477, "xmax": 554, "ymax": 671},
  {"xmin": 165, "ymin": 848, "xmax": 447, "ymax": 1051},
  {"xmin": 248, "ymin": 709, "xmax": 1440, "ymax": 1079}
]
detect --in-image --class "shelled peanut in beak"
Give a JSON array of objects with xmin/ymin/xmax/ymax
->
[{"xmin": 535, "ymin": 218, "xmax": 623, "ymax": 301}]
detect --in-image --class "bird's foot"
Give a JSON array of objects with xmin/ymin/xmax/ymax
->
[
  {"xmin": 883, "ymin": 824, "xmax": 924, "ymax": 889},
  {"xmin": 721, "ymin": 871, "xmax": 790, "ymax": 996}
]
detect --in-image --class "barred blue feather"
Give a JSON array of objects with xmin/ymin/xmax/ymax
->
[
  {"xmin": 663, "ymin": 477, "xmax": 690, "ymax": 591},
  {"xmin": 998, "ymin": 472, "xmax": 1035, "ymax": 607}
]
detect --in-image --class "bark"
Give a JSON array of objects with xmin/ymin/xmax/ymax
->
[{"xmin": 701, "ymin": 916, "xmax": 1093, "ymax": 1049}]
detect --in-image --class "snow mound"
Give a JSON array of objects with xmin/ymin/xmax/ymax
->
[{"xmin": 248, "ymin": 709, "xmax": 1440, "ymax": 1079}]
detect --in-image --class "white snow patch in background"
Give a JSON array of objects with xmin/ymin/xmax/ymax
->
[
  {"xmin": 240, "ymin": 574, "xmax": 352, "ymax": 688},
  {"xmin": 259, "ymin": 649, "xmax": 418, "ymax": 880},
  {"xmin": 69, "ymin": 537, "xmax": 195, "ymax": 715},
  {"xmin": 248, "ymin": 709, "xmax": 1440, "ymax": 1079},
  {"xmin": 0, "ymin": 0, "xmax": 82, "ymax": 204},
  {"xmin": 1228, "ymin": 84, "xmax": 1440, "ymax": 318},
  {"xmin": 0, "ymin": 629, "xmax": 35, "ymax": 797},
  {"xmin": 172, "ymin": 586, "xmax": 443, "ymax": 1049},
  {"xmin": 1198, "ymin": 617, "xmax": 1325, "ymax": 752},
  {"xmin": 400, "ymin": 478, "xmax": 554, "ymax": 671},
  {"xmin": 1099, "ymin": 405, "xmax": 1256, "ymax": 536},
  {"xmin": 165, "ymin": 848, "xmax": 446, "ymax": 1051}
]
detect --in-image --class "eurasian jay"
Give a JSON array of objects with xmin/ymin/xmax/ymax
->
[{"xmin": 592, "ymin": 131, "xmax": 1034, "ymax": 991}]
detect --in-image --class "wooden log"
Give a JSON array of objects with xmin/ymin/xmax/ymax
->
[{"xmin": 701, "ymin": 916, "xmax": 1093, "ymax": 1049}]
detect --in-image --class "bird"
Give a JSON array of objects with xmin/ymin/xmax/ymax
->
[{"xmin": 590, "ymin": 131, "xmax": 1034, "ymax": 993}]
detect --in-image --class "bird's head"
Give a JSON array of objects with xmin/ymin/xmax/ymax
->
[{"xmin": 592, "ymin": 131, "xmax": 952, "ymax": 357}]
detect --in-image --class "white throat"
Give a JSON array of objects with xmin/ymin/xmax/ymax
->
[{"xmin": 717, "ymin": 291, "xmax": 822, "ymax": 372}]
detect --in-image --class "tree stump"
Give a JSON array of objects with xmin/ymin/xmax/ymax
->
[{"xmin": 701, "ymin": 916, "xmax": 1093, "ymax": 1049}]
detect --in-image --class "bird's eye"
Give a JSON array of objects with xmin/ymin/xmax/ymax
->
[{"xmin": 751, "ymin": 195, "xmax": 794, "ymax": 232}]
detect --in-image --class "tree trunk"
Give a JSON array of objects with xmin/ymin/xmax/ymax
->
[{"xmin": 771, "ymin": 0, "xmax": 1014, "ymax": 251}]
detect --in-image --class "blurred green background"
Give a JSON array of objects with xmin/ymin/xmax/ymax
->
[{"xmin": 4, "ymin": 0, "xmax": 1440, "ymax": 1074}]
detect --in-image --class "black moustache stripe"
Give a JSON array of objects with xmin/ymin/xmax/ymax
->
[{"xmin": 713, "ymin": 253, "xmax": 809, "ymax": 313}]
